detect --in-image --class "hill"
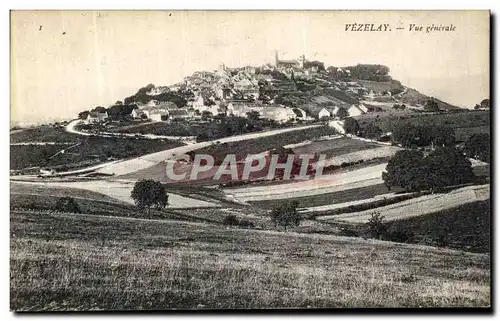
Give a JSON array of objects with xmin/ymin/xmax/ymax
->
[
  {"xmin": 115, "ymin": 63, "xmax": 460, "ymax": 120},
  {"xmin": 11, "ymin": 208, "xmax": 490, "ymax": 310}
]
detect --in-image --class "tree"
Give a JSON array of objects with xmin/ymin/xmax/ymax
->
[
  {"xmin": 201, "ymin": 111, "xmax": 213, "ymax": 121},
  {"xmin": 78, "ymin": 111, "xmax": 90, "ymax": 120},
  {"xmin": 91, "ymin": 106, "xmax": 107, "ymax": 113},
  {"xmin": 364, "ymin": 123, "xmax": 382, "ymax": 140},
  {"xmin": 424, "ymin": 98, "xmax": 439, "ymax": 112},
  {"xmin": 131, "ymin": 179, "xmax": 169, "ymax": 214},
  {"xmin": 392, "ymin": 124, "xmax": 431, "ymax": 148},
  {"xmin": 270, "ymin": 200, "xmax": 301, "ymax": 230},
  {"xmin": 246, "ymin": 110, "xmax": 261, "ymax": 122},
  {"xmin": 303, "ymin": 60, "xmax": 326, "ymax": 72},
  {"xmin": 424, "ymin": 147, "xmax": 475, "ymax": 191},
  {"xmin": 382, "ymin": 150, "xmax": 425, "ymax": 191},
  {"xmin": 382, "ymin": 147, "xmax": 474, "ymax": 193},
  {"xmin": 336, "ymin": 107, "xmax": 349, "ymax": 119},
  {"xmin": 343, "ymin": 117, "xmax": 360, "ymax": 135},
  {"xmin": 430, "ymin": 126, "xmax": 455, "ymax": 147},
  {"xmin": 480, "ymin": 98, "xmax": 490, "ymax": 109},
  {"xmin": 366, "ymin": 212, "xmax": 388, "ymax": 239},
  {"xmin": 464, "ymin": 133, "xmax": 490, "ymax": 163},
  {"xmin": 55, "ymin": 197, "xmax": 81, "ymax": 213}
]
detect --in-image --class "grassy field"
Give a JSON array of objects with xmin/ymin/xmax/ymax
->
[
  {"xmin": 10, "ymin": 125, "xmax": 78, "ymax": 143},
  {"xmin": 384, "ymin": 200, "xmax": 490, "ymax": 253},
  {"xmin": 355, "ymin": 110, "xmax": 490, "ymax": 142},
  {"xmin": 195, "ymin": 126, "xmax": 338, "ymax": 163},
  {"xmin": 114, "ymin": 121, "xmax": 217, "ymax": 136},
  {"xmin": 250, "ymin": 183, "xmax": 403, "ymax": 209},
  {"xmin": 10, "ymin": 209, "xmax": 490, "ymax": 310},
  {"xmin": 10, "ymin": 136, "xmax": 185, "ymax": 171},
  {"xmin": 292, "ymin": 137, "xmax": 380, "ymax": 158}
]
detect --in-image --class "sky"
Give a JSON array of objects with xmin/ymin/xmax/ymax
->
[{"xmin": 11, "ymin": 10, "xmax": 489, "ymax": 125}]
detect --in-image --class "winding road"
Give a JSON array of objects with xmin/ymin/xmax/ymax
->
[{"xmin": 65, "ymin": 119, "xmax": 197, "ymax": 143}]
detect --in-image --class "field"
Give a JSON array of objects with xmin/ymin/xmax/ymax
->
[
  {"xmin": 356, "ymin": 79, "xmax": 404, "ymax": 94},
  {"xmin": 318, "ymin": 184, "xmax": 490, "ymax": 224},
  {"xmin": 385, "ymin": 200, "xmax": 490, "ymax": 253},
  {"xmin": 249, "ymin": 183, "xmax": 401, "ymax": 209},
  {"xmin": 291, "ymin": 137, "xmax": 380, "ymax": 158},
  {"xmin": 355, "ymin": 110, "xmax": 490, "ymax": 142},
  {"xmin": 224, "ymin": 163, "xmax": 388, "ymax": 203},
  {"xmin": 195, "ymin": 126, "xmax": 338, "ymax": 162},
  {"xmin": 10, "ymin": 125, "xmax": 78, "ymax": 143},
  {"xmin": 10, "ymin": 209, "xmax": 490, "ymax": 310},
  {"xmin": 10, "ymin": 136, "xmax": 185, "ymax": 171},
  {"xmin": 397, "ymin": 88, "xmax": 459, "ymax": 110}
]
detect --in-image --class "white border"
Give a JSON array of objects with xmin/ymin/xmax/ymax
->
[{"xmin": 2, "ymin": 1, "xmax": 498, "ymax": 320}]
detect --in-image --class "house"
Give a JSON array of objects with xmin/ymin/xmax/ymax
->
[
  {"xmin": 331, "ymin": 106, "xmax": 340, "ymax": 117},
  {"xmin": 192, "ymin": 96, "xmax": 205, "ymax": 109},
  {"xmin": 85, "ymin": 111, "xmax": 108, "ymax": 124},
  {"xmin": 131, "ymin": 108, "xmax": 145, "ymax": 119},
  {"xmin": 148, "ymin": 99, "xmax": 160, "ymax": 107},
  {"xmin": 156, "ymin": 101, "xmax": 178, "ymax": 112},
  {"xmin": 234, "ymin": 79, "xmax": 259, "ymax": 99},
  {"xmin": 149, "ymin": 110, "xmax": 169, "ymax": 122},
  {"xmin": 216, "ymin": 86, "xmax": 232, "ymax": 100},
  {"xmin": 141, "ymin": 106, "xmax": 161, "ymax": 119},
  {"xmin": 358, "ymin": 104, "xmax": 369, "ymax": 113},
  {"xmin": 169, "ymin": 109, "xmax": 190, "ymax": 121},
  {"xmin": 261, "ymin": 107, "xmax": 297, "ymax": 123},
  {"xmin": 318, "ymin": 108, "xmax": 331, "ymax": 119},
  {"xmin": 227, "ymin": 102, "xmax": 266, "ymax": 117},
  {"xmin": 366, "ymin": 90, "xmax": 376, "ymax": 100},
  {"xmin": 348, "ymin": 105, "xmax": 364, "ymax": 117},
  {"xmin": 243, "ymin": 66, "xmax": 256, "ymax": 74}
]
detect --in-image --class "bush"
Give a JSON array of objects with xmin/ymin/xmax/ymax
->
[
  {"xmin": 385, "ymin": 227, "xmax": 415, "ymax": 243},
  {"xmin": 55, "ymin": 197, "xmax": 81, "ymax": 213},
  {"xmin": 223, "ymin": 214, "xmax": 255, "ymax": 228},
  {"xmin": 270, "ymin": 200, "xmax": 301, "ymax": 230},
  {"xmin": 238, "ymin": 219, "xmax": 255, "ymax": 228},
  {"xmin": 339, "ymin": 227, "xmax": 360, "ymax": 237},
  {"xmin": 366, "ymin": 212, "xmax": 388, "ymax": 239},
  {"xmin": 223, "ymin": 214, "xmax": 239, "ymax": 226}
]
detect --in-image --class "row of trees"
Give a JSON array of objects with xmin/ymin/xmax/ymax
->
[
  {"xmin": 78, "ymin": 103, "xmax": 137, "ymax": 121},
  {"xmin": 463, "ymin": 133, "xmax": 490, "ymax": 163},
  {"xmin": 382, "ymin": 147, "xmax": 475, "ymax": 192},
  {"xmin": 123, "ymin": 84, "xmax": 187, "ymax": 107},
  {"xmin": 343, "ymin": 118, "xmax": 383, "ymax": 139},
  {"xmin": 392, "ymin": 124, "xmax": 455, "ymax": 148}
]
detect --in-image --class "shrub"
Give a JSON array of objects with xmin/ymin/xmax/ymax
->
[
  {"xmin": 223, "ymin": 214, "xmax": 239, "ymax": 226},
  {"xmin": 366, "ymin": 212, "xmax": 388, "ymax": 239},
  {"xmin": 238, "ymin": 219, "xmax": 255, "ymax": 228},
  {"xmin": 223, "ymin": 215, "xmax": 255, "ymax": 228},
  {"xmin": 339, "ymin": 227, "xmax": 360, "ymax": 237},
  {"xmin": 55, "ymin": 197, "xmax": 81, "ymax": 213},
  {"xmin": 270, "ymin": 200, "xmax": 301, "ymax": 230}
]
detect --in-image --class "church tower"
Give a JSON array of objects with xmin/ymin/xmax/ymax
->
[
  {"xmin": 299, "ymin": 54, "xmax": 306, "ymax": 69},
  {"xmin": 275, "ymin": 50, "xmax": 279, "ymax": 66}
]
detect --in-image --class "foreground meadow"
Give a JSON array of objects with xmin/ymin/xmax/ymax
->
[{"xmin": 10, "ymin": 210, "xmax": 490, "ymax": 310}]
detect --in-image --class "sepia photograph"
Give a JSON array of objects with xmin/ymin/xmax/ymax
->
[{"xmin": 9, "ymin": 10, "xmax": 491, "ymax": 311}]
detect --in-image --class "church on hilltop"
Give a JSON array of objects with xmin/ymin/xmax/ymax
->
[{"xmin": 274, "ymin": 51, "xmax": 306, "ymax": 69}]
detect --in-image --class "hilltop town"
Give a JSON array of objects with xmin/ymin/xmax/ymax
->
[{"xmin": 77, "ymin": 52, "xmax": 461, "ymax": 129}]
